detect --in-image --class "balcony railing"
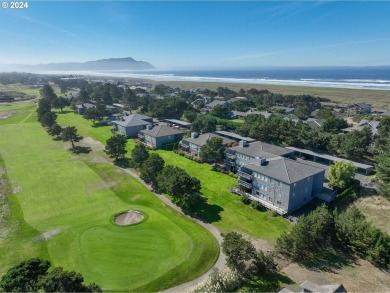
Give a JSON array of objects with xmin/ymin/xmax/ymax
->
[
  {"xmin": 226, "ymin": 153, "xmax": 236, "ymax": 160},
  {"xmin": 238, "ymin": 171, "xmax": 252, "ymax": 180},
  {"xmin": 238, "ymin": 179, "xmax": 252, "ymax": 190}
]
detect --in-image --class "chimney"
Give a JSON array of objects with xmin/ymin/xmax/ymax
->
[
  {"xmin": 146, "ymin": 124, "xmax": 153, "ymax": 130},
  {"xmin": 254, "ymin": 157, "xmax": 266, "ymax": 166},
  {"xmin": 191, "ymin": 132, "xmax": 199, "ymax": 139},
  {"xmin": 239, "ymin": 140, "xmax": 248, "ymax": 147}
]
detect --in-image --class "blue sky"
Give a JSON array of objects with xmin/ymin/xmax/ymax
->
[{"xmin": 1, "ymin": 1, "xmax": 390, "ymax": 69}]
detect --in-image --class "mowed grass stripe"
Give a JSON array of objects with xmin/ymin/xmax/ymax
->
[
  {"xmin": 0, "ymin": 113, "xmax": 218, "ymax": 291},
  {"xmin": 57, "ymin": 110, "xmax": 291, "ymax": 239}
]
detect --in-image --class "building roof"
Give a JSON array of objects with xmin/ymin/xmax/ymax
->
[
  {"xmin": 215, "ymin": 130, "xmax": 257, "ymax": 143},
  {"xmin": 205, "ymin": 100, "xmax": 229, "ymax": 108},
  {"xmin": 271, "ymin": 106, "xmax": 295, "ymax": 113},
  {"xmin": 140, "ymin": 125, "xmax": 183, "ymax": 138},
  {"xmin": 342, "ymin": 119, "xmax": 381, "ymax": 134},
  {"xmin": 286, "ymin": 146, "xmax": 373, "ymax": 170},
  {"xmin": 305, "ymin": 118, "xmax": 326, "ymax": 129},
  {"xmin": 243, "ymin": 157, "xmax": 324, "ymax": 184},
  {"xmin": 231, "ymin": 141, "xmax": 294, "ymax": 158},
  {"xmin": 113, "ymin": 113, "xmax": 152, "ymax": 127},
  {"xmin": 300, "ymin": 281, "xmax": 345, "ymax": 293},
  {"xmin": 246, "ymin": 109, "xmax": 275, "ymax": 118},
  {"xmin": 183, "ymin": 133, "xmax": 235, "ymax": 147},
  {"xmin": 165, "ymin": 119, "xmax": 191, "ymax": 127}
]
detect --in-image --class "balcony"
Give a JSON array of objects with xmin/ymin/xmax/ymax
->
[
  {"xmin": 226, "ymin": 152, "xmax": 236, "ymax": 160},
  {"xmin": 238, "ymin": 179, "xmax": 252, "ymax": 190},
  {"xmin": 180, "ymin": 144, "xmax": 190, "ymax": 150},
  {"xmin": 238, "ymin": 171, "xmax": 252, "ymax": 180}
]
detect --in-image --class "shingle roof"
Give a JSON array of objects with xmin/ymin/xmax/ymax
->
[
  {"xmin": 231, "ymin": 141, "xmax": 293, "ymax": 158},
  {"xmin": 183, "ymin": 133, "xmax": 235, "ymax": 147},
  {"xmin": 205, "ymin": 100, "xmax": 228, "ymax": 108},
  {"xmin": 305, "ymin": 118, "xmax": 326, "ymax": 129},
  {"xmin": 140, "ymin": 125, "xmax": 183, "ymax": 138},
  {"xmin": 243, "ymin": 157, "xmax": 324, "ymax": 184},
  {"xmin": 113, "ymin": 114, "xmax": 152, "ymax": 127}
]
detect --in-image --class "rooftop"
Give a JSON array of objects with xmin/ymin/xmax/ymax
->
[
  {"xmin": 243, "ymin": 157, "xmax": 324, "ymax": 184},
  {"xmin": 286, "ymin": 146, "xmax": 373, "ymax": 170},
  {"xmin": 165, "ymin": 118, "xmax": 191, "ymax": 126},
  {"xmin": 183, "ymin": 133, "xmax": 235, "ymax": 147},
  {"xmin": 140, "ymin": 125, "xmax": 183, "ymax": 137},
  {"xmin": 113, "ymin": 113, "xmax": 152, "ymax": 127},
  {"xmin": 230, "ymin": 141, "xmax": 294, "ymax": 158},
  {"xmin": 215, "ymin": 130, "xmax": 256, "ymax": 143}
]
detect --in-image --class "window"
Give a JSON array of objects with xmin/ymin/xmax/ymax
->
[{"xmin": 292, "ymin": 192, "xmax": 295, "ymax": 198}]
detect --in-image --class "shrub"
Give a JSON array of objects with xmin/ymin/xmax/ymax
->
[
  {"xmin": 240, "ymin": 194, "xmax": 251, "ymax": 205},
  {"xmin": 268, "ymin": 210, "xmax": 278, "ymax": 217},
  {"xmin": 250, "ymin": 200, "xmax": 265, "ymax": 211}
]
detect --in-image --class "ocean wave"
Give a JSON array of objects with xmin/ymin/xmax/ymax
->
[{"xmin": 36, "ymin": 70, "xmax": 390, "ymax": 91}]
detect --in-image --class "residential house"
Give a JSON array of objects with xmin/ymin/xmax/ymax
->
[
  {"xmin": 245, "ymin": 109, "xmax": 275, "ymax": 119},
  {"xmin": 225, "ymin": 140, "xmax": 295, "ymax": 173},
  {"xmin": 112, "ymin": 113, "xmax": 153, "ymax": 137},
  {"xmin": 214, "ymin": 130, "xmax": 257, "ymax": 143},
  {"xmin": 181, "ymin": 133, "xmax": 236, "ymax": 155},
  {"xmin": 341, "ymin": 119, "xmax": 381, "ymax": 135},
  {"xmin": 346, "ymin": 102, "xmax": 372, "ymax": 115},
  {"xmin": 138, "ymin": 125, "xmax": 184, "ymax": 149},
  {"xmin": 74, "ymin": 102, "xmax": 95, "ymax": 115},
  {"xmin": 236, "ymin": 156, "xmax": 325, "ymax": 214},
  {"xmin": 271, "ymin": 106, "xmax": 295, "ymax": 114},
  {"xmin": 230, "ymin": 110, "xmax": 247, "ymax": 119},
  {"xmin": 305, "ymin": 118, "xmax": 326, "ymax": 129},
  {"xmin": 205, "ymin": 100, "xmax": 230, "ymax": 110},
  {"xmin": 279, "ymin": 281, "xmax": 347, "ymax": 293},
  {"xmin": 228, "ymin": 96, "xmax": 247, "ymax": 103},
  {"xmin": 105, "ymin": 105, "xmax": 120, "ymax": 114}
]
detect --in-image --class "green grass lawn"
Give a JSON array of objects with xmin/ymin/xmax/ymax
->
[
  {"xmin": 0, "ymin": 106, "xmax": 219, "ymax": 291},
  {"xmin": 56, "ymin": 110, "xmax": 291, "ymax": 240}
]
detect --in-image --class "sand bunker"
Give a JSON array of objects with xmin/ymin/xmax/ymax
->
[{"xmin": 114, "ymin": 211, "xmax": 144, "ymax": 226}]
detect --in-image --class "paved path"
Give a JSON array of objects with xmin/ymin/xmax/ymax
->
[{"xmin": 119, "ymin": 167, "xmax": 227, "ymax": 292}]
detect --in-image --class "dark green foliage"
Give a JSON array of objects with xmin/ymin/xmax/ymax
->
[
  {"xmin": 140, "ymin": 153, "xmax": 165, "ymax": 188},
  {"xmin": 199, "ymin": 137, "xmax": 225, "ymax": 163},
  {"xmin": 37, "ymin": 99, "xmax": 52, "ymax": 119},
  {"xmin": 0, "ymin": 258, "xmax": 50, "ymax": 292},
  {"xmin": 222, "ymin": 232, "xmax": 256, "ymax": 274},
  {"xmin": 378, "ymin": 182, "xmax": 390, "ymax": 199},
  {"xmin": 240, "ymin": 194, "xmax": 251, "ymax": 205},
  {"xmin": 52, "ymin": 97, "xmax": 69, "ymax": 112},
  {"xmin": 47, "ymin": 123, "xmax": 63, "ymax": 138},
  {"xmin": 315, "ymin": 108, "xmax": 334, "ymax": 119},
  {"xmin": 191, "ymin": 115, "xmax": 217, "ymax": 133},
  {"xmin": 322, "ymin": 117, "xmax": 348, "ymax": 134},
  {"xmin": 83, "ymin": 108, "xmax": 101, "ymax": 125},
  {"xmin": 0, "ymin": 259, "xmax": 102, "ymax": 293},
  {"xmin": 375, "ymin": 151, "xmax": 390, "ymax": 182},
  {"xmin": 142, "ymin": 97, "xmax": 189, "ymax": 119},
  {"xmin": 373, "ymin": 125, "xmax": 390, "ymax": 154},
  {"xmin": 61, "ymin": 126, "xmax": 83, "ymax": 149},
  {"xmin": 295, "ymin": 105, "xmax": 311, "ymax": 119},
  {"xmin": 232, "ymin": 99, "xmax": 255, "ymax": 112},
  {"xmin": 210, "ymin": 104, "xmax": 231, "ymax": 119},
  {"xmin": 131, "ymin": 144, "xmax": 149, "ymax": 168},
  {"xmin": 40, "ymin": 84, "xmax": 57, "ymax": 103},
  {"xmin": 334, "ymin": 207, "xmax": 390, "ymax": 269},
  {"xmin": 330, "ymin": 128, "xmax": 372, "ymax": 160},
  {"xmin": 275, "ymin": 205, "xmax": 334, "ymax": 261},
  {"xmin": 78, "ymin": 88, "xmax": 90, "ymax": 103},
  {"xmin": 104, "ymin": 134, "xmax": 128, "ymax": 161},
  {"xmin": 182, "ymin": 110, "xmax": 198, "ymax": 123},
  {"xmin": 253, "ymin": 250, "xmax": 278, "ymax": 275},
  {"xmin": 40, "ymin": 111, "xmax": 57, "ymax": 127},
  {"xmin": 39, "ymin": 267, "xmax": 102, "ymax": 292},
  {"xmin": 157, "ymin": 165, "xmax": 202, "ymax": 210},
  {"xmin": 250, "ymin": 200, "xmax": 266, "ymax": 211}
]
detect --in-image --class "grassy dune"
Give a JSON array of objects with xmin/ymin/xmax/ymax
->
[{"xmin": 0, "ymin": 106, "xmax": 218, "ymax": 291}]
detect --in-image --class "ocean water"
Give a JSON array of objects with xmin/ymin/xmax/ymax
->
[{"xmin": 47, "ymin": 67, "xmax": 390, "ymax": 90}]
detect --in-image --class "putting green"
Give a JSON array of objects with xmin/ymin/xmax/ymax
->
[{"xmin": 0, "ymin": 108, "xmax": 218, "ymax": 291}]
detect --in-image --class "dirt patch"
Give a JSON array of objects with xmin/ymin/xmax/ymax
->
[
  {"xmin": 33, "ymin": 229, "xmax": 62, "ymax": 241},
  {"xmin": 12, "ymin": 186, "xmax": 22, "ymax": 194},
  {"xmin": 114, "ymin": 211, "xmax": 144, "ymax": 226},
  {"xmin": 80, "ymin": 137, "xmax": 105, "ymax": 151},
  {"xmin": 282, "ymin": 258, "xmax": 390, "ymax": 292},
  {"xmin": 0, "ymin": 111, "xmax": 16, "ymax": 120}
]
